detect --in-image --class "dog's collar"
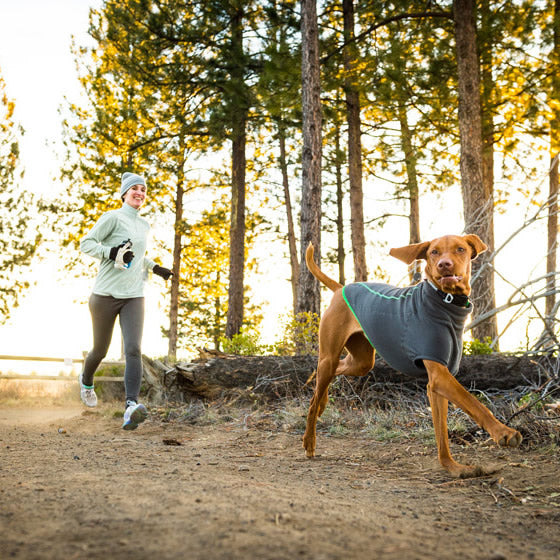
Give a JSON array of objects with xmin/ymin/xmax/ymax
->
[{"xmin": 427, "ymin": 281, "xmax": 471, "ymax": 308}]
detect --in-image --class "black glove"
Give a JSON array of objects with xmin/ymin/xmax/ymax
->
[
  {"xmin": 109, "ymin": 240, "xmax": 135, "ymax": 270},
  {"xmin": 153, "ymin": 265, "xmax": 173, "ymax": 280},
  {"xmin": 109, "ymin": 240, "xmax": 134, "ymax": 263}
]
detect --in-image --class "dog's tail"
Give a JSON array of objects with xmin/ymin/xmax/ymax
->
[{"xmin": 305, "ymin": 243, "xmax": 343, "ymax": 292}]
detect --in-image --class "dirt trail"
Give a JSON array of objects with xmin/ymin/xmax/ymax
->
[
  {"xmin": 0, "ymin": 406, "xmax": 83, "ymax": 425},
  {"xmin": 1, "ymin": 404, "xmax": 559, "ymax": 560}
]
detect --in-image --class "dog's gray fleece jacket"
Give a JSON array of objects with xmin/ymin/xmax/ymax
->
[{"xmin": 342, "ymin": 281, "xmax": 472, "ymax": 378}]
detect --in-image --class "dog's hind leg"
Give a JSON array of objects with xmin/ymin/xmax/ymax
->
[
  {"xmin": 303, "ymin": 330, "xmax": 374, "ymax": 458},
  {"xmin": 303, "ymin": 297, "xmax": 351, "ymax": 457},
  {"xmin": 315, "ymin": 336, "xmax": 374, "ymax": 419},
  {"xmin": 303, "ymin": 354, "xmax": 338, "ymax": 457},
  {"xmin": 335, "ymin": 333, "xmax": 375, "ymax": 378}
]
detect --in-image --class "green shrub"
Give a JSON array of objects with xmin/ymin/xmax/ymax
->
[
  {"xmin": 219, "ymin": 330, "xmax": 270, "ymax": 356},
  {"xmin": 517, "ymin": 392, "xmax": 548, "ymax": 412},
  {"xmin": 218, "ymin": 311, "xmax": 320, "ymax": 357},
  {"xmin": 94, "ymin": 364, "xmax": 124, "ymax": 378},
  {"xmin": 272, "ymin": 311, "xmax": 319, "ymax": 356},
  {"xmin": 91, "ymin": 364, "xmax": 125, "ymax": 401},
  {"xmin": 463, "ymin": 336, "xmax": 493, "ymax": 355}
]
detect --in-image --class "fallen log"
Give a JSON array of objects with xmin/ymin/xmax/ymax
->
[{"xmin": 142, "ymin": 353, "xmax": 554, "ymax": 403}]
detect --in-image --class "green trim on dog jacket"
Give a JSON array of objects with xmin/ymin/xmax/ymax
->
[{"xmin": 342, "ymin": 281, "xmax": 472, "ymax": 378}]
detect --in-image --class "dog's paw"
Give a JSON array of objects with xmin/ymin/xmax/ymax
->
[
  {"xmin": 302, "ymin": 444, "xmax": 315, "ymax": 458},
  {"xmin": 302, "ymin": 436, "xmax": 316, "ymax": 458},
  {"xmin": 444, "ymin": 461, "xmax": 501, "ymax": 479},
  {"xmin": 496, "ymin": 429, "xmax": 522, "ymax": 448},
  {"xmin": 458, "ymin": 463, "xmax": 502, "ymax": 479}
]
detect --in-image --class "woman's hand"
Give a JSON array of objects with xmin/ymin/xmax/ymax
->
[
  {"xmin": 110, "ymin": 240, "xmax": 134, "ymax": 269},
  {"xmin": 153, "ymin": 265, "xmax": 173, "ymax": 280}
]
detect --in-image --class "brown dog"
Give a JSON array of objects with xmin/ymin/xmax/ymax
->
[{"xmin": 302, "ymin": 234, "xmax": 522, "ymax": 478}]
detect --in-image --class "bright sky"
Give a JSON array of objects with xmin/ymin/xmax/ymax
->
[
  {"xmin": 0, "ymin": 0, "xmax": 96, "ymax": 194},
  {"xmin": 0, "ymin": 0, "xmax": 172, "ymax": 373}
]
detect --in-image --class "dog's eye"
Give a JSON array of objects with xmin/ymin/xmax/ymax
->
[
  {"xmin": 457, "ymin": 247, "xmax": 466, "ymax": 253},
  {"xmin": 431, "ymin": 249, "xmax": 439, "ymax": 255}
]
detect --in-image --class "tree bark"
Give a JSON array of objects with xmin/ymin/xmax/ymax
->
[
  {"xmin": 397, "ymin": 101, "xmax": 421, "ymax": 283},
  {"xmin": 296, "ymin": 0, "xmax": 322, "ymax": 317},
  {"xmin": 478, "ymin": 0, "xmax": 499, "ymax": 349},
  {"xmin": 334, "ymin": 117, "xmax": 346, "ymax": 285},
  {"xmin": 226, "ymin": 112, "xmax": 247, "ymax": 338},
  {"xmin": 168, "ymin": 161, "xmax": 184, "ymax": 360},
  {"xmin": 342, "ymin": 0, "xmax": 367, "ymax": 282},
  {"xmin": 225, "ymin": 7, "xmax": 247, "ymax": 338},
  {"xmin": 453, "ymin": 0, "xmax": 498, "ymax": 344},
  {"xmin": 547, "ymin": 156, "xmax": 559, "ymax": 319},
  {"xmin": 546, "ymin": 0, "xmax": 560, "ymax": 319},
  {"xmin": 278, "ymin": 126, "xmax": 300, "ymax": 314}
]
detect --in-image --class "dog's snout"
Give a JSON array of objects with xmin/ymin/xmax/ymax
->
[{"xmin": 437, "ymin": 257, "xmax": 453, "ymax": 271}]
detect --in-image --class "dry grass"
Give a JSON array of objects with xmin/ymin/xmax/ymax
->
[
  {"xmin": 149, "ymin": 377, "xmax": 560, "ymax": 452},
  {"xmin": 0, "ymin": 378, "xmax": 80, "ymax": 407},
  {"xmin": 2, "ymin": 371, "xmax": 558, "ymax": 451}
]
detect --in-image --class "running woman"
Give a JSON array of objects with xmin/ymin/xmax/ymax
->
[{"xmin": 79, "ymin": 172, "xmax": 172, "ymax": 430}]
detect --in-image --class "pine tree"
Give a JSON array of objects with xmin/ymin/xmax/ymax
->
[
  {"xmin": 176, "ymin": 194, "xmax": 262, "ymax": 351},
  {"xmin": 297, "ymin": 0, "xmax": 323, "ymax": 317},
  {"xmin": 362, "ymin": 4, "xmax": 457, "ymax": 279},
  {"xmin": 454, "ymin": 0, "xmax": 497, "ymax": 343},
  {"xmin": 342, "ymin": 0, "xmax": 367, "ymax": 282},
  {"xmin": 545, "ymin": 0, "xmax": 560, "ymax": 319},
  {"xmin": 59, "ymin": 2, "xmax": 215, "ymax": 358},
  {"xmin": 58, "ymin": 5, "xmax": 168, "ymax": 244},
  {"xmin": 257, "ymin": 0, "xmax": 302, "ymax": 313},
  {"xmin": 176, "ymin": 200, "xmax": 231, "ymax": 351},
  {"xmin": 0, "ymin": 74, "xmax": 40, "ymax": 321},
  {"xmin": 95, "ymin": 0, "xmax": 260, "ymax": 340}
]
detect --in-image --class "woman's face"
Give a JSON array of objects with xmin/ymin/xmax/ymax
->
[{"xmin": 123, "ymin": 184, "xmax": 147, "ymax": 209}]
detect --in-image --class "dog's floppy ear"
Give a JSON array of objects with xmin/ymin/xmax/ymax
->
[
  {"xmin": 463, "ymin": 234, "xmax": 488, "ymax": 260},
  {"xmin": 389, "ymin": 241, "xmax": 431, "ymax": 264}
]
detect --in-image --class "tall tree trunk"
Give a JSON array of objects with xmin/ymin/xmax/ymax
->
[
  {"xmin": 335, "ymin": 119, "xmax": 346, "ymax": 286},
  {"xmin": 453, "ymin": 0, "xmax": 498, "ymax": 344},
  {"xmin": 548, "ymin": 157, "xmax": 559, "ymax": 318},
  {"xmin": 296, "ymin": 0, "xmax": 322, "ymax": 316},
  {"xmin": 225, "ymin": 7, "xmax": 247, "ymax": 338},
  {"xmin": 546, "ymin": 0, "xmax": 560, "ymax": 319},
  {"xmin": 397, "ymin": 101, "xmax": 421, "ymax": 283},
  {"xmin": 342, "ymin": 0, "xmax": 367, "ymax": 282},
  {"xmin": 168, "ymin": 156, "xmax": 184, "ymax": 360},
  {"xmin": 478, "ymin": 0, "xmax": 498, "ymax": 348},
  {"xmin": 226, "ymin": 112, "xmax": 247, "ymax": 338},
  {"xmin": 278, "ymin": 125, "xmax": 300, "ymax": 313}
]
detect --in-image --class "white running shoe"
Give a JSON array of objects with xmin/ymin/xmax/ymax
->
[
  {"xmin": 78, "ymin": 373, "xmax": 97, "ymax": 407},
  {"xmin": 122, "ymin": 403, "xmax": 148, "ymax": 430}
]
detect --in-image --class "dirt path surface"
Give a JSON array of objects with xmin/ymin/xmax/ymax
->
[{"xmin": 1, "ymin": 404, "xmax": 559, "ymax": 560}]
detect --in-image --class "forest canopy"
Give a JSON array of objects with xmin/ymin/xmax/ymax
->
[{"xmin": 3, "ymin": 0, "xmax": 557, "ymax": 358}]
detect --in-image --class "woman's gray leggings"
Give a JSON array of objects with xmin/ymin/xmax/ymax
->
[{"xmin": 82, "ymin": 294, "xmax": 144, "ymax": 403}]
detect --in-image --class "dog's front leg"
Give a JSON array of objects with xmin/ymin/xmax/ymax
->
[
  {"xmin": 424, "ymin": 360, "xmax": 522, "ymax": 476},
  {"xmin": 426, "ymin": 384, "xmax": 486, "ymax": 478}
]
